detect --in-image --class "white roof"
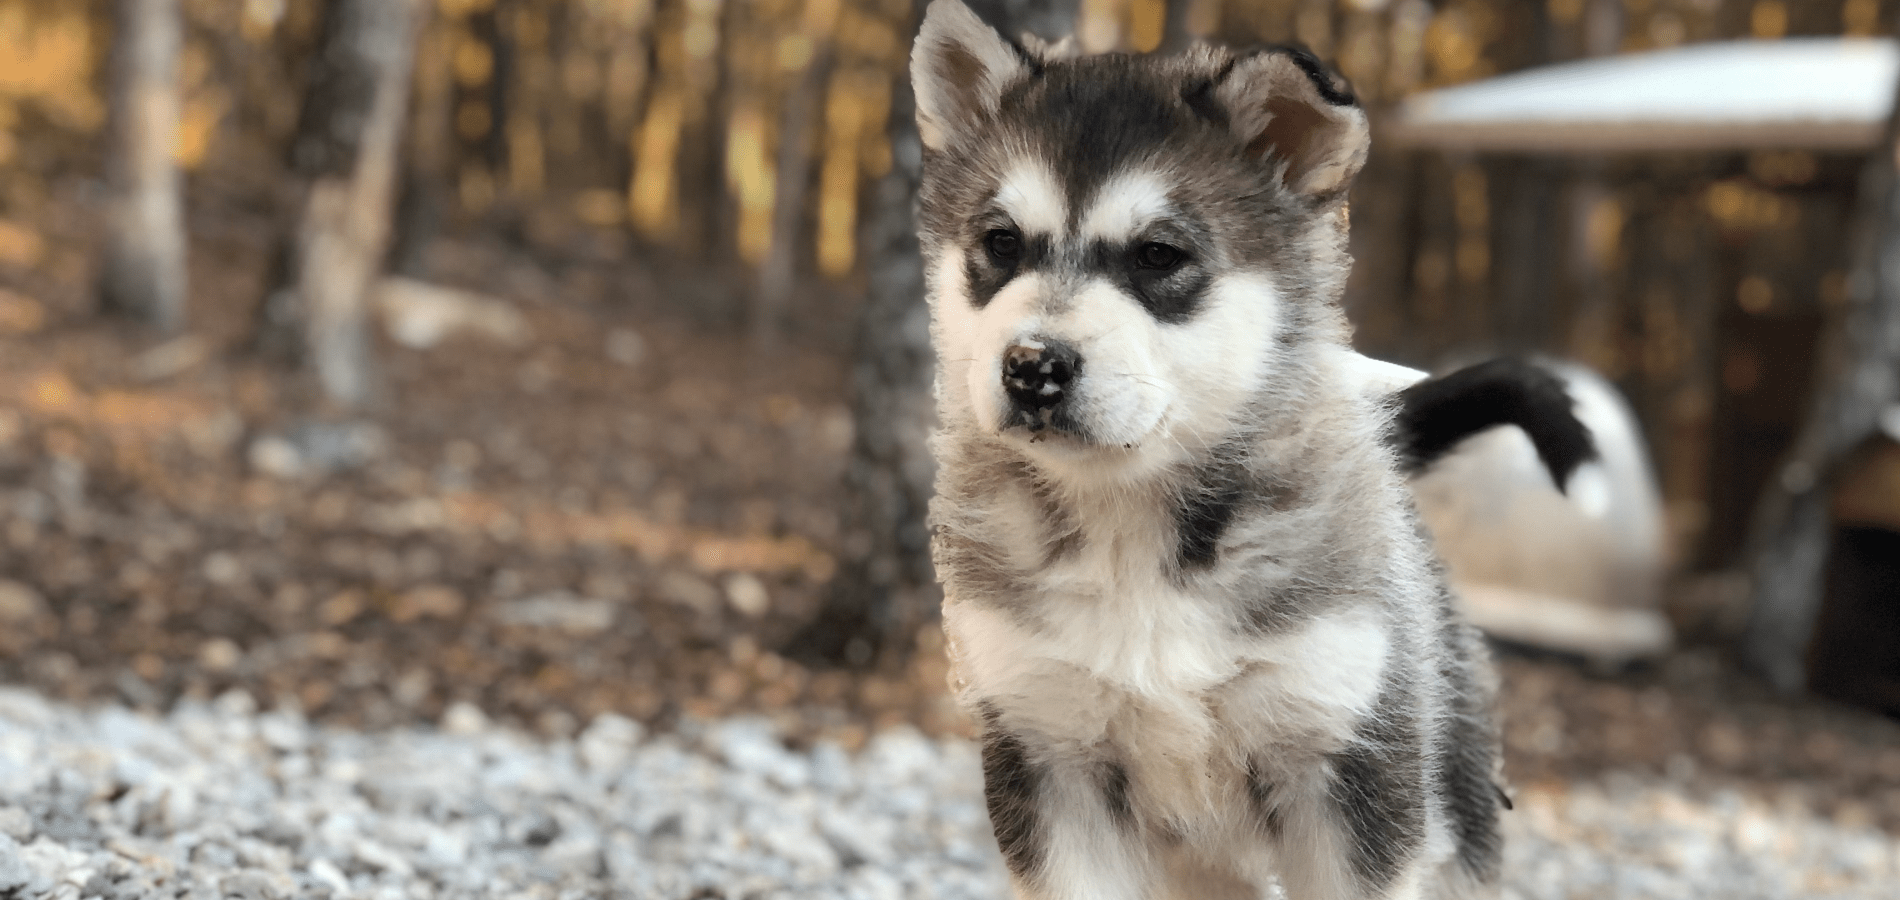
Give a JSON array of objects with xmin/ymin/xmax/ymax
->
[{"xmin": 1384, "ymin": 38, "xmax": 1900, "ymax": 152}]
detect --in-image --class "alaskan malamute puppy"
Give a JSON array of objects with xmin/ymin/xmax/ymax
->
[{"xmin": 912, "ymin": 3, "xmax": 1508, "ymax": 897}]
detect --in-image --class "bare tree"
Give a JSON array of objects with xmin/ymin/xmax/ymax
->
[
  {"xmin": 259, "ymin": 0, "xmax": 426, "ymax": 407},
  {"xmin": 785, "ymin": 0, "xmax": 1079, "ymax": 668},
  {"xmin": 1742, "ymin": 57, "xmax": 1900, "ymax": 692},
  {"xmin": 751, "ymin": 37, "xmax": 833, "ymax": 346},
  {"xmin": 100, "ymin": 0, "xmax": 187, "ymax": 332}
]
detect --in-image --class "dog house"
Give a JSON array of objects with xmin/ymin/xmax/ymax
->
[
  {"xmin": 1810, "ymin": 416, "xmax": 1900, "ymax": 716},
  {"xmin": 1385, "ymin": 38, "xmax": 1898, "ymax": 153},
  {"xmin": 1381, "ymin": 38, "xmax": 1900, "ymax": 681}
]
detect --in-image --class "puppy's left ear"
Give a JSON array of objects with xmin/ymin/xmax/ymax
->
[
  {"xmin": 1213, "ymin": 48, "xmax": 1369, "ymax": 197},
  {"xmin": 911, "ymin": 0, "xmax": 1037, "ymax": 151}
]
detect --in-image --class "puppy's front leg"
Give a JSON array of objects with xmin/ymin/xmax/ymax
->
[
  {"xmin": 980, "ymin": 724, "xmax": 1159, "ymax": 900},
  {"xmin": 1260, "ymin": 750, "xmax": 1432, "ymax": 900}
]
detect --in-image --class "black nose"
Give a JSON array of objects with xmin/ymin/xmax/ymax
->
[{"xmin": 1002, "ymin": 341, "xmax": 1080, "ymax": 412}]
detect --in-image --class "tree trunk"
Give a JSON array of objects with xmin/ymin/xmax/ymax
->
[
  {"xmin": 260, "ymin": 0, "xmax": 425, "ymax": 407},
  {"xmin": 751, "ymin": 45, "xmax": 833, "ymax": 347},
  {"xmin": 1742, "ymin": 58, "xmax": 1900, "ymax": 692},
  {"xmin": 1160, "ymin": 0, "xmax": 1217, "ymax": 52},
  {"xmin": 784, "ymin": 0, "xmax": 1079, "ymax": 668},
  {"xmin": 100, "ymin": 0, "xmax": 186, "ymax": 332},
  {"xmin": 390, "ymin": 8, "xmax": 457, "ymax": 278}
]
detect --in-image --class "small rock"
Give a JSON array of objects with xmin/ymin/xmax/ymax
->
[
  {"xmin": 198, "ymin": 638, "xmax": 243, "ymax": 673},
  {"xmin": 542, "ymin": 834, "xmax": 604, "ymax": 877},
  {"xmin": 0, "ymin": 807, "xmax": 32, "ymax": 842},
  {"xmin": 246, "ymin": 437, "xmax": 304, "ymax": 479},
  {"xmin": 723, "ymin": 573, "xmax": 771, "ymax": 618},
  {"xmin": 305, "ymin": 859, "xmax": 350, "ymax": 896},
  {"xmin": 350, "ymin": 839, "xmax": 413, "ymax": 877},
  {"xmin": 711, "ymin": 718, "xmax": 809, "ymax": 790},
  {"xmin": 491, "ymin": 591, "xmax": 614, "ymax": 636},
  {"xmin": 256, "ymin": 711, "xmax": 308, "ymax": 753},
  {"xmin": 577, "ymin": 714, "xmax": 644, "ymax": 774},
  {"xmin": 214, "ymin": 689, "xmax": 258, "ymax": 718},
  {"xmin": 131, "ymin": 335, "xmax": 213, "ymax": 382},
  {"xmin": 202, "ymin": 552, "xmax": 244, "ymax": 585},
  {"xmin": 18, "ymin": 837, "xmax": 87, "ymax": 882},
  {"xmin": 659, "ymin": 571, "xmax": 721, "ymax": 616},
  {"xmin": 219, "ymin": 869, "xmax": 291, "ymax": 900},
  {"xmin": 0, "ymin": 834, "xmax": 46, "ymax": 895},
  {"xmin": 606, "ymin": 328, "xmax": 646, "ymax": 366},
  {"xmin": 0, "ymin": 579, "xmax": 46, "ymax": 625},
  {"xmin": 249, "ymin": 421, "xmax": 387, "ymax": 479},
  {"xmin": 441, "ymin": 701, "xmax": 488, "ymax": 735},
  {"xmin": 390, "ymin": 585, "xmax": 464, "ymax": 623},
  {"xmin": 377, "ymin": 277, "xmax": 529, "ymax": 350}
]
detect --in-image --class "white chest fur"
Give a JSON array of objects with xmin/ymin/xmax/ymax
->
[{"xmin": 942, "ymin": 509, "xmax": 1394, "ymax": 823}]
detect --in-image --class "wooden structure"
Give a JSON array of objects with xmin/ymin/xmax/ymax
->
[
  {"xmin": 1390, "ymin": 38, "xmax": 1900, "ymax": 697},
  {"xmin": 1811, "ymin": 423, "xmax": 1900, "ymax": 713},
  {"xmin": 1386, "ymin": 38, "xmax": 1898, "ymax": 153}
]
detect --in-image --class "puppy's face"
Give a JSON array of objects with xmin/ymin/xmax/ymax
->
[{"xmin": 911, "ymin": 0, "xmax": 1369, "ymax": 472}]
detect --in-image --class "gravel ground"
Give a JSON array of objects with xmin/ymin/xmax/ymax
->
[{"xmin": 0, "ymin": 687, "xmax": 1893, "ymax": 900}]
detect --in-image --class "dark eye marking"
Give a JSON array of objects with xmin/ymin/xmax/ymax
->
[
  {"xmin": 1135, "ymin": 241, "xmax": 1185, "ymax": 272},
  {"xmin": 1090, "ymin": 235, "xmax": 1210, "ymax": 324},
  {"xmin": 966, "ymin": 225, "xmax": 1037, "ymax": 310},
  {"xmin": 985, "ymin": 229, "xmax": 1023, "ymax": 266}
]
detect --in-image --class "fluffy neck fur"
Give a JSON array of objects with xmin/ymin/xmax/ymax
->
[{"xmin": 929, "ymin": 317, "xmax": 1434, "ymax": 640}]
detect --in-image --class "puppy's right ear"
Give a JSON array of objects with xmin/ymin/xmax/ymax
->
[
  {"xmin": 911, "ymin": 0, "xmax": 1035, "ymax": 151},
  {"xmin": 1212, "ymin": 47, "xmax": 1369, "ymax": 197}
]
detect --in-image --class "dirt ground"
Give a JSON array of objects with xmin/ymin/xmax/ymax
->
[{"xmin": 1, "ymin": 171, "xmax": 1896, "ymax": 841}]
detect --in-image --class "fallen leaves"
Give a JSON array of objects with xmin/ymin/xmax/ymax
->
[{"xmin": 0, "ymin": 288, "xmax": 44, "ymax": 334}]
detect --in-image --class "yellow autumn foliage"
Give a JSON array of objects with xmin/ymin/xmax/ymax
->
[{"xmin": 0, "ymin": 2, "xmax": 103, "ymax": 131}]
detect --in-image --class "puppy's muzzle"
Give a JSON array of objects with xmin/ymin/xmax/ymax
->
[{"xmin": 1002, "ymin": 340, "xmax": 1079, "ymax": 432}]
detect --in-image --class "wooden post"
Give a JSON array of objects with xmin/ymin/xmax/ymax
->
[
  {"xmin": 100, "ymin": 0, "xmax": 187, "ymax": 332},
  {"xmin": 1742, "ymin": 58, "xmax": 1900, "ymax": 691}
]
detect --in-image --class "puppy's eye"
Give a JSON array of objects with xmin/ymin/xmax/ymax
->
[
  {"xmin": 1135, "ymin": 242, "xmax": 1185, "ymax": 271},
  {"xmin": 984, "ymin": 229, "xmax": 1022, "ymax": 264}
]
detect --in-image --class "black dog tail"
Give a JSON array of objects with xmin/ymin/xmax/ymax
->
[{"xmin": 1390, "ymin": 358, "xmax": 1598, "ymax": 493}]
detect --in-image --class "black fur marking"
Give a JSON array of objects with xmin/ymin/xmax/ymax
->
[
  {"xmin": 1240, "ymin": 571, "xmax": 1333, "ymax": 636},
  {"xmin": 1260, "ymin": 44, "xmax": 1357, "ymax": 107},
  {"xmin": 1179, "ymin": 75, "xmax": 1228, "ymax": 127},
  {"xmin": 1391, "ymin": 358, "xmax": 1597, "ymax": 492},
  {"xmin": 1432, "ymin": 597, "xmax": 1506, "ymax": 882},
  {"xmin": 999, "ymin": 390, "xmax": 1090, "ymax": 438},
  {"xmin": 1181, "ymin": 56, "xmax": 1239, "ymax": 128},
  {"xmin": 1080, "ymin": 238, "xmax": 1214, "ymax": 324},
  {"xmin": 1328, "ymin": 681, "xmax": 1429, "ymax": 892},
  {"xmin": 1126, "ymin": 253, "xmax": 1211, "ymax": 324},
  {"xmin": 1011, "ymin": 66, "xmax": 1210, "ymax": 235},
  {"xmin": 1175, "ymin": 460, "xmax": 1246, "ymax": 569},
  {"xmin": 1244, "ymin": 758, "xmax": 1284, "ymax": 836},
  {"xmin": 1098, "ymin": 760, "xmax": 1135, "ymax": 831},
  {"xmin": 979, "ymin": 707, "xmax": 1046, "ymax": 880},
  {"xmin": 964, "ymin": 227, "xmax": 1052, "ymax": 309}
]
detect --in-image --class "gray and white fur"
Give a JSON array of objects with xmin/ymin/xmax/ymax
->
[{"xmin": 911, "ymin": 2, "xmax": 1504, "ymax": 898}]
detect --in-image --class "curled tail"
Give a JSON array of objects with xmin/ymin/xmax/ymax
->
[{"xmin": 1390, "ymin": 357, "xmax": 1597, "ymax": 493}]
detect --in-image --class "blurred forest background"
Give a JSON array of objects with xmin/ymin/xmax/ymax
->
[{"xmin": 1, "ymin": 0, "xmax": 1898, "ymax": 834}]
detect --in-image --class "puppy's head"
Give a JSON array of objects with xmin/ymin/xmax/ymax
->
[{"xmin": 912, "ymin": 0, "xmax": 1368, "ymax": 471}]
